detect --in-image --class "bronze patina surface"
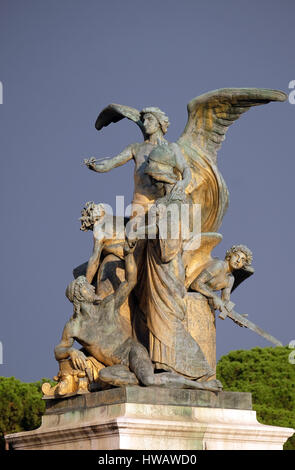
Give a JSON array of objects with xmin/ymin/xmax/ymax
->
[{"xmin": 43, "ymin": 88, "xmax": 287, "ymax": 398}]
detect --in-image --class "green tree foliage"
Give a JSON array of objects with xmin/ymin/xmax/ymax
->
[
  {"xmin": 1, "ymin": 347, "xmax": 294, "ymax": 450},
  {"xmin": 216, "ymin": 346, "xmax": 295, "ymax": 450},
  {"xmin": 0, "ymin": 377, "xmax": 53, "ymax": 450}
]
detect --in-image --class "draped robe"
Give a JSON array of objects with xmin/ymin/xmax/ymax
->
[{"xmin": 138, "ymin": 201, "xmax": 213, "ymax": 379}]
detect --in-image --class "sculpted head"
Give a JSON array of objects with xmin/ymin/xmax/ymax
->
[
  {"xmin": 80, "ymin": 202, "xmax": 105, "ymax": 231},
  {"xmin": 141, "ymin": 107, "xmax": 170, "ymax": 136},
  {"xmin": 225, "ymin": 245, "xmax": 253, "ymax": 271},
  {"xmin": 66, "ymin": 276, "xmax": 97, "ymax": 315}
]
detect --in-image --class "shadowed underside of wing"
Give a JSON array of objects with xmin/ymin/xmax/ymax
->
[
  {"xmin": 95, "ymin": 103, "xmax": 144, "ymax": 134},
  {"xmin": 232, "ymin": 265, "xmax": 255, "ymax": 292}
]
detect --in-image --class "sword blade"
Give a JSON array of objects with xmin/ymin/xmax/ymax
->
[{"xmin": 225, "ymin": 309, "xmax": 283, "ymax": 347}]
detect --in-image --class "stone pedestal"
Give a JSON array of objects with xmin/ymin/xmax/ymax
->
[
  {"xmin": 185, "ymin": 293, "xmax": 216, "ymax": 375},
  {"xmin": 5, "ymin": 386, "xmax": 294, "ymax": 450}
]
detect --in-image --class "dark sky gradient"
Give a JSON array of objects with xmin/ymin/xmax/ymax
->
[{"xmin": 0, "ymin": 0, "xmax": 294, "ymax": 382}]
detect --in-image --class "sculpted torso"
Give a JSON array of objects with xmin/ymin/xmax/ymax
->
[
  {"xmin": 199, "ymin": 259, "xmax": 234, "ymax": 291},
  {"xmin": 70, "ymin": 298, "xmax": 130, "ymax": 366},
  {"xmin": 131, "ymin": 142, "xmax": 165, "ymax": 208},
  {"xmin": 93, "ymin": 214, "xmax": 126, "ymax": 259}
]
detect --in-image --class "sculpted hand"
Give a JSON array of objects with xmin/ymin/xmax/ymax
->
[
  {"xmin": 84, "ymin": 157, "xmax": 97, "ymax": 170},
  {"xmin": 84, "ymin": 157, "xmax": 110, "ymax": 173},
  {"xmin": 212, "ymin": 297, "xmax": 224, "ymax": 312},
  {"xmin": 69, "ymin": 349, "xmax": 88, "ymax": 371},
  {"xmin": 170, "ymin": 181, "xmax": 185, "ymax": 198},
  {"xmin": 172, "ymin": 180, "xmax": 185, "ymax": 191},
  {"xmin": 124, "ymin": 238, "xmax": 137, "ymax": 255}
]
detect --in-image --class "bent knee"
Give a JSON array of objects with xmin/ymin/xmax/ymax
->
[{"xmin": 140, "ymin": 374, "xmax": 155, "ymax": 387}]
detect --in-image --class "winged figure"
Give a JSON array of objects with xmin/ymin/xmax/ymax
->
[{"xmin": 85, "ymin": 88, "xmax": 287, "ymax": 233}]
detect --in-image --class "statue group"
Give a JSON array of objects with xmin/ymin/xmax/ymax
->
[{"xmin": 42, "ymin": 88, "xmax": 286, "ymax": 398}]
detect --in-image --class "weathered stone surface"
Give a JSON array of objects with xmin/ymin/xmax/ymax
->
[
  {"xmin": 44, "ymin": 386, "xmax": 252, "ymax": 415},
  {"xmin": 185, "ymin": 293, "xmax": 216, "ymax": 376},
  {"xmin": 46, "ymin": 89, "xmax": 287, "ymax": 397},
  {"xmin": 6, "ymin": 397, "xmax": 294, "ymax": 450}
]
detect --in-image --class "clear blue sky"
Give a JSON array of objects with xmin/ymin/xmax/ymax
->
[{"xmin": 0, "ymin": 0, "xmax": 294, "ymax": 382}]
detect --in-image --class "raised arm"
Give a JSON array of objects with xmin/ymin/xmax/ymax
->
[
  {"xmin": 114, "ymin": 242, "xmax": 137, "ymax": 309},
  {"xmin": 84, "ymin": 144, "xmax": 134, "ymax": 173},
  {"xmin": 86, "ymin": 238, "xmax": 103, "ymax": 284}
]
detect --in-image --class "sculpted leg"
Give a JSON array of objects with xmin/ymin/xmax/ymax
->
[
  {"xmin": 99, "ymin": 364, "xmax": 139, "ymax": 386},
  {"xmin": 151, "ymin": 371, "xmax": 222, "ymax": 391},
  {"xmin": 128, "ymin": 342, "xmax": 157, "ymax": 386},
  {"xmin": 129, "ymin": 342, "xmax": 222, "ymax": 391}
]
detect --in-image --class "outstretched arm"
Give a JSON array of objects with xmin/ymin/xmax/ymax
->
[{"xmin": 84, "ymin": 144, "xmax": 134, "ymax": 173}]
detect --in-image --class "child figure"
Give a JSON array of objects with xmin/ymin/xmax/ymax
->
[{"xmin": 190, "ymin": 244, "xmax": 253, "ymax": 313}]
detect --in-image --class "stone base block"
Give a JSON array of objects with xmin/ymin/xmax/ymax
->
[{"xmin": 5, "ymin": 387, "xmax": 294, "ymax": 450}]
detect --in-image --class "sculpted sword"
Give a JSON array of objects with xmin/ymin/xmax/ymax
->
[{"xmin": 219, "ymin": 300, "xmax": 283, "ymax": 347}]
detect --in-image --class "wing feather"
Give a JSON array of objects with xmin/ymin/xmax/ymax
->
[
  {"xmin": 95, "ymin": 103, "xmax": 144, "ymax": 135},
  {"xmin": 179, "ymin": 88, "xmax": 287, "ymax": 163}
]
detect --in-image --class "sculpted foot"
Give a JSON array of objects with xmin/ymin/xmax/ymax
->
[{"xmin": 200, "ymin": 379, "xmax": 223, "ymax": 392}]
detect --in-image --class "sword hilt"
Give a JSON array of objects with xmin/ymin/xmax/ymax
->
[
  {"xmin": 219, "ymin": 309, "xmax": 228, "ymax": 320},
  {"xmin": 218, "ymin": 300, "xmax": 235, "ymax": 320}
]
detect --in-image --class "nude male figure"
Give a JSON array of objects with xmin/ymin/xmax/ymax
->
[
  {"xmin": 79, "ymin": 201, "xmax": 126, "ymax": 294},
  {"xmin": 84, "ymin": 107, "xmax": 192, "ymax": 214},
  {"xmin": 54, "ymin": 241, "xmax": 222, "ymax": 392}
]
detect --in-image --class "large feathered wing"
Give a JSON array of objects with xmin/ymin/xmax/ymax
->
[
  {"xmin": 95, "ymin": 103, "xmax": 145, "ymax": 137},
  {"xmin": 179, "ymin": 88, "xmax": 287, "ymax": 162},
  {"xmin": 178, "ymin": 88, "xmax": 287, "ymax": 233}
]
